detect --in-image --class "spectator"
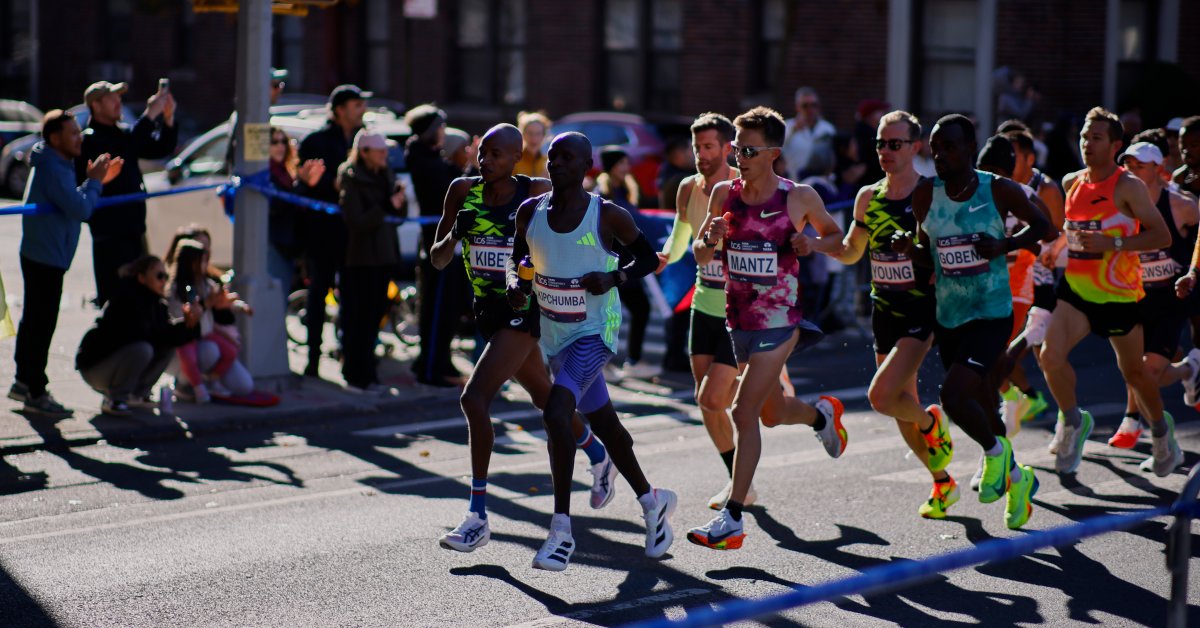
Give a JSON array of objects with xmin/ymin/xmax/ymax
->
[
  {"xmin": 833, "ymin": 132, "xmax": 867, "ymax": 194},
  {"xmin": 10, "ymin": 110, "xmax": 122, "ymax": 417},
  {"xmin": 75, "ymin": 255, "xmax": 201, "ymax": 416},
  {"xmin": 164, "ymin": 224, "xmax": 221, "ymax": 281},
  {"xmin": 266, "ymin": 126, "xmax": 324, "ymax": 294},
  {"xmin": 1043, "ymin": 112, "xmax": 1083, "ymax": 181},
  {"xmin": 782, "ymin": 87, "xmax": 836, "ymax": 180},
  {"xmin": 167, "ymin": 239, "xmax": 254, "ymax": 403},
  {"xmin": 514, "ymin": 110, "xmax": 550, "ymax": 178},
  {"xmin": 296, "ymin": 84, "xmax": 369, "ymax": 377},
  {"xmin": 76, "ymin": 80, "xmax": 178, "ymax": 307},
  {"xmin": 405, "ymin": 104, "xmax": 475, "ymax": 387},
  {"xmin": 996, "ymin": 71, "xmax": 1040, "ymax": 122},
  {"xmin": 596, "ymin": 146, "xmax": 654, "ymax": 379},
  {"xmin": 225, "ymin": 68, "xmax": 290, "ymax": 173},
  {"xmin": 853, "ymin": 100, "xmax": 890, "ymax": 188},
  {"xmin": 442, "ymin": 128, "xmax": 478, "ymax": 175},
  {"xmin": 656, "ymin": 137, "xmax": 694, "ymax": 210},
  {"xmin": 338, "ymin": 129, "xmax": 406, "ymax": 392}
]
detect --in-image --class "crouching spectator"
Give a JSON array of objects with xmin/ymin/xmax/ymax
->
[
  {"xmin": 167, "ymin": 239, "xmax": 254, "ymax": 403},
  {"xmin": 338, "ymin": 129, "xmax": 404, "ymax": 392},
  {"xmin": 75, "ymin": 255, "xmax": 200, "ymax": 416}
]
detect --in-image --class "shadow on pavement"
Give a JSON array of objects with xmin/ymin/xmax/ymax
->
[{"xmin": 0, "ymin": 562, "xmax": 59, "ymax": 628}]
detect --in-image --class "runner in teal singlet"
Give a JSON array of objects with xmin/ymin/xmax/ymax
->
[{"xmin": 894, "ymin": 114, "xmax": 1049, "ymax": 530}]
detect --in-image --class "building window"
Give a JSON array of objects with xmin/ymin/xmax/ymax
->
[
  {"xmin": 174, "ymin": 1, "xmax": 195, "ymax": 68},
  {"xmin": 602, "ymin": 0, "xmax": 681, "ymax": 112},
  {"xmin": 365, "ymin": 0, "xmax": 390, "ymax": 93},
  {"xmin": 916, "ymin": 0, "xmax": 977, "ymax": 119},
  {"xmin": 454, "ymin": 0, "xmax": 526, "ymax": 106},
  {"xmin": 751, "ymin": 0, "xmax": 786, "ymax": 93},
  {"xmin": 100, "ymin": 0, "xmax": 134, "ymax": 64}
]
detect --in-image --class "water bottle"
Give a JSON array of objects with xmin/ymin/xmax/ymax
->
[{"xmin": 517, "ymin": 256, "xmax": 535, "ymax": 295}]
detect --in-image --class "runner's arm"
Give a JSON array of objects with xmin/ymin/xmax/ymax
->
[
  {"xmin": 787, "ymin": 185, "xmax": 844, "ymax": 256},
  {"xmin": 1170, "ymin": 189, "xmax": 1199, "ymax": 233},
  {"xmin": 994, "ymin": 177, "xmax": 1051, "ymax": 253},
  {"xmin": 896, "ymin": 180, "xmax": 934, "ymax": 268},
  {"xmin": 660, "ymin": 176, "xmax": 696, "ymax": 266},
  {"xmin": 504, "ymin": 196, "xmax": 540, "ymax": 309},
  {"xmin": 1109, "ymin": 174, "xmax": 1170, "ymax": 251},
  {"xmin": 430, "ymin": 178, "xmax": 473, "ymax": 270},
  {"xmin": 835, "ymin": 184, "xmax": 874, "ymax": 264},
  {"xmin": 693, "ymin": 182, "xmax": 732, "ymax": 265}
]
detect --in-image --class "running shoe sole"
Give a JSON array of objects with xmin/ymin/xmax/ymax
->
[
  {"xmin": 1005, "ymin": 465, "xmax": 1039, "ymax": 530},
  {"xmin": 818, "ymin": 395, "xmax": 848, "ymax": 458},
  {"xmin": 686, "ymin": 529, "xmax": 746, "ymax": 550}
]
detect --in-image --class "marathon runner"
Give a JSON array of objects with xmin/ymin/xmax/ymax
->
[
  {"xmin": 894, "ymin": 114, "xmax": 1049, "ymax": 529},
  {"xmin": 429, "ymin": 124, "xmax": 616, "ymax": 553},
  {"xmin": 1111, "ymin": 141, "xmax": 1199, "ymax": 446},
  {"xmin": 1040, "ymin": 107, "xmax": 1182, "ymax": 478},
  {"xmin": 834, "ymin": 110, "xmax": 958, "ymax": 519},
  {"xmin": 687, "ymin": 107, "xmax": 847, "ymax": 549},
  {"xmin": 656, "ymin": 113, "xmax": 752, "ymax": 509},
  {"xmin": 996, "ymin": 121, "xmax": 1065, "ymax": 427},
  {"xmin": 506, "ymin": 132, "xmax": 676, "ymax": 571}
]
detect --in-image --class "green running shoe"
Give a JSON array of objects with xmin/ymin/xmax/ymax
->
[
  {"xmin": 1020, "ymin": 390, "xmax": 1049, "ymax": 422},
  {"xmin": 918, "ymin": 477, "xmax": 960, "ymax": 520},
  {"xmin": 1005, "ymin": 464, "xmax": 1039, "ymax": 529},
  {"xmin": 979, "ymin": 436, "xmax": 1013, "ymax": 504}
]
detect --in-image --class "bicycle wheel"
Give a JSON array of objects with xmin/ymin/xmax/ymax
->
[
  {"xmin": 389, "ymin": 283, "xmax": 421, "ymax": 347},
  {"xmin": 286, "ymin": 289, "xmax": 309, "ymax": 346}
]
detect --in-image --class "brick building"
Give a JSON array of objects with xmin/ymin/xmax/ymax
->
[{"xmin": 3, "ymin": 0, "xmax": 1197, "ymax": 139}]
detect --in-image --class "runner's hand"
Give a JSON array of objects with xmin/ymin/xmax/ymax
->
[
  {"xmin": 1074, "ymin": 231, "xmax": 1115, "ymax": 253},
  {"xmin": 1177, "ymin": 272, "xmax": 1197, "ymax": 299},
  {"xmin": 452, "ymin": 209, "xmax": 476, "ymax": 239},
  {"xmin": 580, "ymin": 271, "xmax": 616, "ymax": 295},
  {"xmin": 973, "ymin": 234, "xmax": 1007, "ymax": 260},
  {"xmin": 890, "ymin": 230, "xmax": 915, "ymax": 255},
  {"xmin": 706, "ymin": 215, "xmax": 729, "ymax": 243},
  {"xmin": 506, "ymin": 286, "xmax": 528, "ymax": 310},
  {"xmin": 790, "ymin": 233, "xmax": 814, "ymax": 256},
  {"xmin": 655, "ymin": 252, "xmax": 668, "ymax": 274}
]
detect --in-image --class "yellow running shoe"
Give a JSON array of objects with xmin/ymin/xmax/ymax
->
[
  {"xmin": 922, "ymin": 405, "xmax": 954, "ymax": 472},
  {"xmin": 1005, "ymin": 464, "xmax": 1039, "ymax": 529},
  {"xmin": 918, "ymin": 477, "xmax": 960, "ymax": 519}
]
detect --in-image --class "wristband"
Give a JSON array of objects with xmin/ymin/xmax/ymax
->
[
  {"xmin": 611, "ymin": 270, "xmax": 627, "ymax": 287},
  {"xmin": 854, "ymin": 219, "xmax": 869, "ymax": 230}
]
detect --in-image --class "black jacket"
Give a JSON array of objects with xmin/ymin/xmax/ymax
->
[
  {"xmin": 75, "ymin": 278, "xmax": 199, "ymax": 370},
  {"xmin": 75, "ymin": 116, "xmax": 178, "ymax": 240},
  {"xmin": 338, "ymin": 161, "xmax": 401, "ymax": 268},
  {"xmin": 405, "ymin": 138, "xmax": 462, "ymax": 248},
  {"xmin": 296, "ymin": 121, "xmax": 357, "ymax": 262}
]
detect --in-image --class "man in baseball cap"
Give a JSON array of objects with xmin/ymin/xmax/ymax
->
[
  {"xmin": 1120, "ymin": 141, "xmax": 1164, "ymax": 167},
  {"xmin": 83, "ymin": 81, "xmax": 128, "ymax": 107},
  {"xmin": 329, "ymin": 84, "xmax": 373, "ymax": 110}
]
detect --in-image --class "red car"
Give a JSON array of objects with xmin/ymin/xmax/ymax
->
[{"xmin": 551, "ymin": 112, "xmax": 686, "ymax": 202}]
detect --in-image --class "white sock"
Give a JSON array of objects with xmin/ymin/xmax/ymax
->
[
  {"xmin": 550, "ymin": 513, "xmax": 571, "ymax": 532},
  {"xmin": 637, "ymin": 489, "xmax": 657, "ymax": 513}
]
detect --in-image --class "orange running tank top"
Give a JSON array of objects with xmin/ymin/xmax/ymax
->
[{"xmin": 1064, "ymin": 167, "xmax": 1142, "ymax": 303}]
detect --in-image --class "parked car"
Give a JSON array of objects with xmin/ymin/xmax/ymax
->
[
  {"xmin": 0, "ymin": 102, "xmax": 138, "ymax": 198},
  {"xmin": 143, "ymin": 107, "xmax": 420, "ymax": 269},
  {"xmin": 550, "ymin": 111, "xmax": 689, "ymax": 203},
  {"xmin": 0, "ymin": 100, "xmax": 43, "ymax": 154}
]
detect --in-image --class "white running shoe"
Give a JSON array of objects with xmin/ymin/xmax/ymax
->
[
  {"xmin": 1000, "ymin": 391, "xmax": 1030, "ymax": 438},
  {"xmin": 707, "ymin": 481, "xmax": 758, "ymax": 510},
  {"xmin": 813, "ymin": 396, "xmax": 848, "ymax": 458},
  {"xmin": 1140, "ymin": 413, "xmax": 1184, "ymax": 477},
  {"xmin": 589, "ymin": 454, "xmax": 619, "ymax": 509},
  {"xmin": 1184, "ymin": 349, "xmax": 1200, "ymax": 406},
  {"xmin": 1054, "ymin": 411, "xmax": 1094, "ymax": 474},
  {"xmin": 1048, "ymin": 419, "xmax": 1065, "ymax": 455},
  {"xmin": 438, "ymin": 511, "xmax": 490, "ymax": 552},
  {"xmin": 686, "ymin": 508, "xmax": 746, "ymax": 550},
  {"xmin": 532, "ymin": 515, "xmax": 575, "ymax": 571},
  {"xmin": 969, "ymin": 453, "xmax": 985, "ymax": 492},
  {"xmin": 642, "ymin": 488, "xmax": 677, "ymax": 558}
]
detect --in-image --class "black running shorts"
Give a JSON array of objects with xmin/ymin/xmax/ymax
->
[
  {"xmin": 1141, "ymin": 288, "xmax": 1187, "ymax": 359},
  {"xmin": 1055, "ymin": 279, "xmax": 1140, "ymax": 338},
  {"xmin": 689, "ymin": 310, "xmax": 736, "ymax": 368},
  {"xmin": 473, "ymin": 296, "xmax": 539, "ymax": 342},
  {"xmin": 871, "ymin": 300, "xmax": 936, "ymax": 355},
  {"xmin": 935, "ymin": 315, "xmax": 1014, "ymax": 377}
]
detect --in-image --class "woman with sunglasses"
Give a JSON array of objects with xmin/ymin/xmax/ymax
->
[
  {"xmin": 75, "ymin": 255, "xmax": 202, "ymax": 416},
  {"xmin": 267, "ymin": 127, "xmax": 325, "ymax": 296}
]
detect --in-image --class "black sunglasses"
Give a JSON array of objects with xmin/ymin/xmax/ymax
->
[
  {"xmin": 731, "ymin": 143, "xmax": 778, "ymax": 159},
  {"xmin": 876, "ymin": 138, "xmax": 916, "ymax": 151}
]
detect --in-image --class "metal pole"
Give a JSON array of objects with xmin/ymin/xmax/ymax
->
[
  {"xmin": 233, "ymin": 0, "xmax": 290, "ymax": 381},
  {"xmin": 1167, "ymin": 465, "xmax": 1200, "ymax": 628}
]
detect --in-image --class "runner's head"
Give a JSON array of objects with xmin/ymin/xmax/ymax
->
[
  {"xmin": 689, "ymin": 112, "xmax": 734, "ymax": 178},
  {"xmin": 732, "ymin": 106, "xmax": 785, "ymax": 179},
  {"xmin": 976, "ymin": 135, "xmax": 1016, "ymax": 179},
  {"xmin": 875, "ymin": 110, "xmax": 921, "ymax": 175},
  {"xmin": 930, "ymin": 114, "xmax": 977, "ymax": 181},
  {"xmin": 478, "ymin": 123, "xmax": 523, "ymax": 183},
  {"xmin": 996, "ymin": 119, "xmax": 1030, "ymax": 135},
  {"xmin": 546, "ymin": 132, "xmax": 593, "ymax": 189},
  {"xmin": 1180, "ymin": 116, "xmax": 1200, "ymax": 169},
  {"xmin": 1119, "ymin": 142, "xmax": 1165, "ymax": 188},
  {"xmin": 1001, "ymin": 128, "xmax": 1036, "ymax": 183},
  {"xmin": 1079, "ymin": 107, "xmax": 1123, "ymax": 169}
]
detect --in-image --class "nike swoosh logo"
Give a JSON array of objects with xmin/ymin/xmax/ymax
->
[
  {"xmin": 967, "ymin": 204, "xmax": 987, "ymax": 213},
  {"xmin": 761, "ymin": 210, "xmax": 782, "ymax": 219},
  {"xmin": 704, "ymin": 528, "xmax": 739, "ymax": 543},
  {"xmin": 907, "ymin": 327, "xmax": 921, "ymax": 334},
  {"xmin": 904, "ymin": 206, "xmax": 913, "ymax": 213},
  {"xmin": 509, "ymin": 211, "xmax": 518, "ymax": 220},
  {"xmin": 967, "ymin": 358, "xmax": 983, "ymax": 367},
  {"xmin": 758, "ymin": 342, "xmax": 776, "ymax": 349}
]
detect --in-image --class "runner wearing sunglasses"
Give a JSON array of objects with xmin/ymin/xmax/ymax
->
[
  {"xmin": 834, "ymin": 110, "xmax": 958, "ymax": 519},
  {"xmin": 687, "ymin": 107, "xmax": 847, "ymax": 550}
]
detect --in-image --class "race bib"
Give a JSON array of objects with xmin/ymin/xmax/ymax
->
[
  {"xmin": 870, "ymin": 251, "xmax": 915, "ymax": 291},
  {"xmin": 535, "ymin": 274, "xmax": 587, "ymax": 323},
  {"xmin": 468, "ymin": 235, "xmax": 513, "ymax": 281},
  {"xmin": 698, "ymin": 250, "xmax": 726, "ymax": 289},
  {"xmin": 1139, "ymin": 250, "xmax": 1181, "ymax": 288},
  {"xmin": 1065, "ymin": 220, "xmax": 1103, "ymax": 260},
  {"xmin": 935, "ymin": 233, "xmax": 989, "ymax": 277},
  {"xmin": 726, "ymin": 240, "xmax": 777, "ymax": 285}
]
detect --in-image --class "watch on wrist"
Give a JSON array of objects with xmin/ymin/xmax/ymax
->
[{"xmin": 1113, "ymin": 236, "xmax": 1124, "ymax": 251}]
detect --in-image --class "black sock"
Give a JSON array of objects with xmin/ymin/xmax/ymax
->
[
  {"xmin": 1125, "ymin": 411, "xmax": 1141, "ymax": 422},
  {"xmin": 811, "ymin": 413, "xmax": 827, "ymax": 432},
  {"xmin": 934, "ymin": 475, "xmax": 952, "ymax": 483},
  {"xmin": 1022, "ymin": 387, "xmax": 1038, "ymax": 398},
  {"xmin": 920, "ymin": 411, "xmax": 937, "ymax": 434},
  {"xmin": 726, "ymin": 499, "xmax": 743, "ymax": 521},
  {"xmin": 719, "ymin": 449, "xmax": 736, "ymax": 477},
  {"xmin": 1151, "ymin": 418, "xmax": 1168, "ymax": 437}
]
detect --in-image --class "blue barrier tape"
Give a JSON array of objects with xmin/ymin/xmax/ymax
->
[
  {"xmin": 0, "ymin": 182, "xmax": 227, "ymax": 216},
  {"xmin": 628, "ymin": 502, "xmax": 1191, "ymax": 628}
]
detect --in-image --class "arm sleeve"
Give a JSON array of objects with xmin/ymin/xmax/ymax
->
[
  {"xmin": 621, "ymin": 232, "xmax": 658, "ymax": 280},
  {"xmin": 660, "ymin": 215, "xmax": 693, "ymax": 264}
]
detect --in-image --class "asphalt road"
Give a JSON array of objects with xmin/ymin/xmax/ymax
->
[{"xmin": 1, "ymin": 329, "xmax": 1199, "ymax": 627}]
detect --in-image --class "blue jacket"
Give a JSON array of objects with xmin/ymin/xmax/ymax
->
[{"xmin": 20, "ymin": 142, "xmax": 102, "ymax": 269}]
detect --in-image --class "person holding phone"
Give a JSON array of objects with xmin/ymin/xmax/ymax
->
[{"xmin": 76, "ymin": 79, "xmax": 178, "ymax": 307}]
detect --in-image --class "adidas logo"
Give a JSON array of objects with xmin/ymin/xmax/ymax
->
[{"xmin": 577, "ymin": 233, "xmax": 597, "ymax": 246}]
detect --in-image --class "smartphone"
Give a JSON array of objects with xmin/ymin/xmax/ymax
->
[{"xmin": 158, "ymin": 78, "xmax": 170, "ymax": 94}]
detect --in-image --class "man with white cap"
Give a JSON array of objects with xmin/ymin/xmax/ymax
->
[
  {"xmin": 1111, "ymin": 141, "xmax": 1200, "ymax": 448},
  {"xmin": 76, "ymin": 79, "xmax": 177, "ymax": 306}
]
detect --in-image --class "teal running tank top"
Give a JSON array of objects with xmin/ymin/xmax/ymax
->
[
  {"xmin": 526, "ymin": 194, "xmax": 622, "ymax": 356},
  {"xmin": 924, "ymin": 171, "xmax": 1012, "ymax": 328}
]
